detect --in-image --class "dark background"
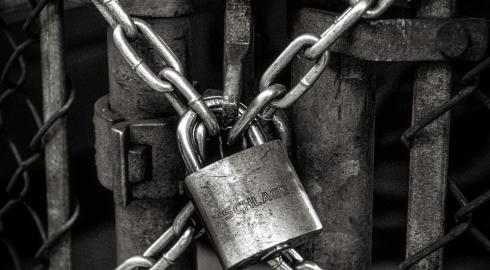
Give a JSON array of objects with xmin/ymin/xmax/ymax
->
[{"xmin": 1, "ymin": 0, "xmax": 490, "ymax": 269}]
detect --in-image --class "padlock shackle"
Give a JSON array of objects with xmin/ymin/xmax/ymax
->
[
  {"xmin": 177, "ymin": 110, "xmax": 203, "ymax": 173},
  {"xmin": 177, "ymin": 96, "xmax": 267, "ymax": 173}
]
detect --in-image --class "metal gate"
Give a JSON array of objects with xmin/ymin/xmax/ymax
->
[{"xmin": 0, "ymin": 0, "xmax": 489, "ymax": 269}]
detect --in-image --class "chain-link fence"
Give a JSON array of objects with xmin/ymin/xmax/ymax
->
[
  {"xmin": 398, "ymin": 57, "xmax": 490, "ymax": 269},
  {"xmin": 0, "ymin": 1, "xmax": 78, "ymax": 269}
]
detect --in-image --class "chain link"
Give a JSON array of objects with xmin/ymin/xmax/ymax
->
[
  {"xmin": 223, "ymin": 1, "xmax": 394, "ymax": 266},
  {"xmin": 258, "ymin": 34, "xmax": 330, "ymax": 119},
  {"xmin": 304, "ymin": 0, "xmax": 374, "ymax": 59},
  {"xmin": 112, "ymin": 19, "xmax": 183, "ymax": 94},
  {"xmin": 101, "ymin": 0, "xmax": 138, "ymax": 39},
  {"xmin": 232, "ymin": 0, "xmax": 393, "ymax": 139},
  {"xmin": 348, "ymin": 0, "xmax": 396, "ymax": 19},
  {"xmin": 227, "ymin": 84, "xmax": 286, "ymax": 144},
  {"xmin": 159, "ymin": 68, "xmax": 220, "ymax": 136},
  {"xmin": 92, "ymin": 0, "xmax": 219, "ymax": 135},
  {"xmin": 115, "ymin": 203, "xmax": 197, "ymax": 270},
  {"xmin": 267, "ymin": 248, "xmax": 323, "ymax": 270}
]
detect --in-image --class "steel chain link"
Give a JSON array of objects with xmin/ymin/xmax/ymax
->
[
  {"xmin": 304, "ymin": 0, "xmax": 374, "ymax": 59},
  {"xmin": 115, "ymin": 203, "xmax": 196, "ymax": 270},
  {"xmin": 348, "ymin": 0, "xmax": 396, "ymax": 19},
  {"xmin": 229, "ymin": 0, "xmax": 394, "ymax": 142},
  {"xmin": 91, "ymin": 0, "xmax": 220, "ymax": 135}
]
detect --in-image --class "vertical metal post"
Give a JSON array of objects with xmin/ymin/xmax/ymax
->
[
  {"xmin": 105, "ymin": 0, "xmax": 194, "ymax": 268},
  {"xmin": 39, "ymin": 1, "xmax": 71, "ymax": 269},
  {"xmin": 108, "ymin": 0, "xmax": 192, "ymax": 120},
  {"xmin": 222, "ymin": 0, "xmax": 254, "ymax": 124},
  {"xmin": 405, "ymin": 1, "xmax": 454, "ymax": 269},
  {"xmin": 291, "ymin": 52, "xmax": 374, "ymax": 269}
]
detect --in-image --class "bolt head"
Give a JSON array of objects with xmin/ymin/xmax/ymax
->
[{"xmin": 436, "ymin": 22, "xmax": 468, "ymax": 58}]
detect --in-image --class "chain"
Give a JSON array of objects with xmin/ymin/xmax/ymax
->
[
  {"xmin": 232, "ymin": 1, "xmax": 488, "ymax": 267},
  {"xmin": 228, "ymin": 84, "xmax": 286, "ymax": 144},
  {"xmin": 305, "ymin": 0, "xmax": 374, "ymax": 59},
  {"xmin": 228, "ymin": 0, "xmax": 394, "ymax": 143},
  {"xmin": 89, "ymin": 1, "xmax": 213, "ymax": 268},
  {"xmin": 115, "ymin": 203, "xmax": 198, "ymax": 270},
  {"xmin": 0, "ymin": 1, "xmax": 79, "ymax": 269},
  {"xmin": 91, "ymin": 0, "xmax": 396, "ymax": 269},
  {"xmin": 177, "ymin": 95, "xmax": 322, "ymax": 270},
  {"xmin": 91, "ymin": 0, "xmax": 220, "ymax": 136},
  {"xmin": 264, "ymin": 248, "xmax": 323, "ymax": 270},
  {"xmin": 348, "ymin": 0, "xmax": 396, "ymax": 19},
  {"xmin": 258, "ymin": 34, "xmax": 330, "ymax": 119},
  {"xmin": 225, "ymin": 0, "xmax": 395, "ymax": 264}
]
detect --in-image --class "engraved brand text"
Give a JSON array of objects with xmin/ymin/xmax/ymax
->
[{"xmin": 220, "ymin": 185, "xmax": 290, "ymax": 220}]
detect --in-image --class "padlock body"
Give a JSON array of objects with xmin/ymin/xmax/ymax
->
[{"xmin": 185, "ymin": 140, "xmax": 322, "ymax": 269}]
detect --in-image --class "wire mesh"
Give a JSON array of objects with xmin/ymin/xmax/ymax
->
[
  {"xmin": 398, "ymin": 57, "xmax": 490, "ymax": 269},
  {"xmin": 0, "ymin": 1, "xmax": 79, "ymax": 269}
]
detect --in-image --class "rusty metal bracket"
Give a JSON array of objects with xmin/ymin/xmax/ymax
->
[
  {"xmin": 222, "ymin": 0, "xmax": 254, "ymax": 125},
  {"xmin": 94, "ymin": 96, "xmax": 183, "ymax": 206},
  {"xmin": 294, "ymin": 8, "xmax": 488, "ymax": 61}
]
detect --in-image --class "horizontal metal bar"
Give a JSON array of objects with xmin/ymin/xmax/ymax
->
[{"xmin": 293, "ymin": 8, "xmax": 488, "ymax": 61}]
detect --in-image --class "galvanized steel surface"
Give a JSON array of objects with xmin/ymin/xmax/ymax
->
[
  {"xmin": 176, "ymin": 95, "xmax": 323, "ymax": 270},
  {"xmin": 405, "ymin": 1, "xmax": 454, "ymax": 269},
  {"xmin": 293, "ymin": 55, "xmax": 374, "ymax": 270},
  {"xmin": 222, "ymin": 0, "xmax": 254, "ymax": 125},
  {"xmin": 39, "ymin": 1, "xmax": 72, "ymax": 269},
  {"xmin": 0, "ymin": 0, "xmax": 79, "ymax": 269},
  {"xmin": 406, "ymin": 62, "xmax": 450, "ymax": 270},
  {"xmin": 399, "ymin": 38, "xmax": 490, "ymax": 270},
  {"xmin": 117, "ymin": 0, "xmax": 192, "ymax": 17},
  {"xmin": 185, "ymin": 141, "xmax": 323, "ymax": 269},
  {"xmin": 293, "ymin": 9, "xmax": 487, "ymax": 62}
]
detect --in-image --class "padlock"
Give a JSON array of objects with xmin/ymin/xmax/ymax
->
[{"xmin": 177, "ymin": 96, "xmax": 322, "ymax": 270}]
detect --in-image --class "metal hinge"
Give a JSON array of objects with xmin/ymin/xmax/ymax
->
[{"xmin": 93, "ymin": 95, "xmax": 184, "ymax": 206}]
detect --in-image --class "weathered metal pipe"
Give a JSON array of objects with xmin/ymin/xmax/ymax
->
[
  {"xmin": 39, "ymin": 1, "xmax": 71, "ymax": 269},
  {"xmin": 292, "ymin": 54, "xmax": 374, "ymax": 270},
  {"xmin": 291, "ymin": 15, "xmax": 375, "ymax": 267},
  {"xmin": 104, "ymin": 0, "xmax": 194, "ymax": 268}
]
